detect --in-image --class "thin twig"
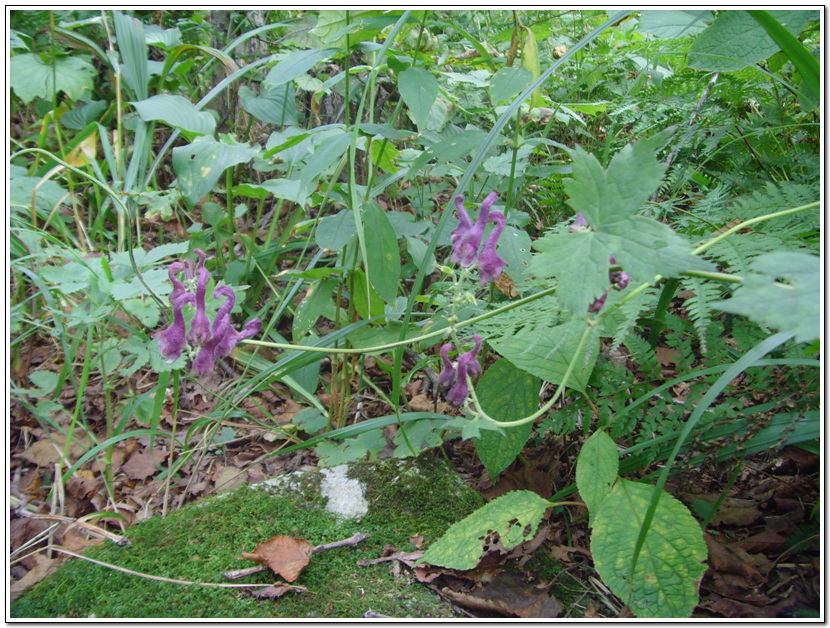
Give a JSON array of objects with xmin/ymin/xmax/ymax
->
[
  {"xmin": 224, "ymin": 532, "xmax": 371, "ymax": 580},
  {"xmin": 13, "ymin": 497, "xmax": 130, "ymax": 547}
]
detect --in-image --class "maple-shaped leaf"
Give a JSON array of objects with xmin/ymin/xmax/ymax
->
[
  {"xmin": 529, "ymin": 130, "xmax": 715, "ymax": 314},
  {"xmin": 712, "ymin": 251, "xmax": 819, "ymax": 344},
  {"xmin": 241, "ymin": 535, "xmax": 314, "ymax": 582}
]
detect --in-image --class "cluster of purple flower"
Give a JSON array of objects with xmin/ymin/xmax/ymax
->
[
  {"xmin": 450, "ymin": 192, "xmax": 507, "ymax": 285},
  {"xmin": 155, "ymin": 249, "xmax": 262, "ymax": 376},
  {"xmin": 438, "ymin": 334, "xmax": 483, "ymax": 406},
  {"xmin": 588, "ymin": 255, "xmax": 631, "ymax": 313}
]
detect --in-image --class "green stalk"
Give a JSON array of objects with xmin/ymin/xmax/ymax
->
[{"xmin": 647, "ymin": 278, "xmax": 679, "ymax": 349}]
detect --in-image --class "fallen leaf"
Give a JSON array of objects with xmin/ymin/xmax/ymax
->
[
  {"xmin": 121, "ymin": 449, "xmax": 166, "ymax": 481},
  {"xmin": 19, "ymin": 433, "xmax": 88, "ymax": 467},
  {"xmin": 409, "ymin": 534, "xmax": 424, "ymax": 549},
  {"xmin": 249, "ymin": 584, "xmax": 306, "ymax": 599},
  {"xmin": 213, "ymin": 467, "xmax": 247, "ymax": 494},
  {"xmin": 241, "ymin": 535, "xmax": 314, "ymax": 583},
  {"xmin": 408, "ymin": 393, "xmax": 447, "ymax": 413},
  {"xmin": 10, "ymin": 554, "xmax": 59, "ymax": 600},
  {"xmin": 439, "ymin": 571, "xmax": 563, "ymax": 618}
]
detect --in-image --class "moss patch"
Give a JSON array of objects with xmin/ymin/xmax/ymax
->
[{"xmin": 12, "ymin": 456, "xmax": 485, "ymax": 619}]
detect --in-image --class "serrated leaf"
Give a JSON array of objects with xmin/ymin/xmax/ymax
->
[
  {"xmin": 398, "ymin": 67, "xmax": 439, "ymax": 132},
  {"xmin": 10, "ymin": 53, "xmax": 96, "ymax": 104},
  {"xmin": 712, "ymin": 251, "xmax": 819, "ymax": 343},
  {"xmin": 488, "ymin": 319, "xmax": 598, "ymax": 393},
  {"xmin": 591, "ymin": 479, "xmax": 707, "ymax": 618},
  {"xmin": 315, "ymin": 429, "xmax": 386, "ymax": 467},
  {"xmin": 530, "ymin": 133, "xmax": 715, "ymax": 314},
  {"xmin": 575, "ymin": 431, "xmax": 618, "ymax": 517},
  {"xmin": 132, "ymin": 95, "xmax": 216, "ymax": 136},
  {"xmin": 688, "ymin": 10, "xmax": 812, "ymax": 72},
  {"xmin": 418, "ymin": 490, "xmax": 551, "ymax": 570},
  {"xmin": 172, "ymin": 136, "xmax": 258, "ymax": 207},
  {"xmin": 392, "ymin": 419, "xmax": 444, "ymax": 458},
  {"xmin": 473, "ymin": 359, "xmax": 539, "ymax": 481}
]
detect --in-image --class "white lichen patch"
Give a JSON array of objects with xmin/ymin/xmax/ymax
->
[{"xmin": 320, "ymin": 465, "xmax": 369, "ymax": 519}]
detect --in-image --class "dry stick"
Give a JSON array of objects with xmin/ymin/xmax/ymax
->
[
  {"xmin": 224, "ymin": 532, "xmax": 372, "ymax": 581},
  {"xmin": 12, "ymin": 498, "xmax": 130, "ymax": 547}
]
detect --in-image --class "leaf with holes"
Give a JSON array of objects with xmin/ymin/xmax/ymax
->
[
  {"xmin": 172, "ymin": 136, "xmax": 258, "ymax": 207},
  {"xmin": 591, "ymin": 479, "xmax": 707, "ymax": 618},
  {"xmin": 417, "ymin": 490, "xmax": 551, "ymax": 570}
]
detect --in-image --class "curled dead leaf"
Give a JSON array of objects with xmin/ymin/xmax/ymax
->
[{"xmin": 242, "ymin": 534, "xmax": 314, "ymax": 583}]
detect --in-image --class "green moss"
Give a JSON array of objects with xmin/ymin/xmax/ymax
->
[{"xmin": 12, "ymin": 456, "xmax": 484, "ymax": 619}]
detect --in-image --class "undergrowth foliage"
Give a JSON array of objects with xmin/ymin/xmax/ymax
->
[{"xmin": 9, "ymin": 9, "xmax": 820, "ymax": 618}]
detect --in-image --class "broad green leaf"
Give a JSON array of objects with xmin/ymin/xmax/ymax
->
[
  {"xmin": 495, "ymin": 224, "xmax": 534, "ymax": 287},
  {"xmin": 370, "ymin": 139, "xmax": 400, "ymax": 173},
  {"xmin": 398, "ymin": 67, "xmax": 439, "ymax": 132},
  {"xmin": 315, "ymin": 429, "xmax": 386, "ymax": 467},
  {"xmin": 392, "ymin": 419, "xmax": 444, "ymax": 457},
  {"xmin": 638, "ymin": 10, "xmax": 712, "ymax": 38},
  {"xmin": 172, "ymin": 136, "xmax": 258, "ymax": 207},
  {"xmin": 240, "ymin": 179, "xmax": 307, "ymax": 206},
  {"xmin": 61, "ymin": 100, "xmax": 106, "ymax": 130},
  {"xmin": 10, "ymin": 165, "xmax": 69, "ymax": 217},
  {"xmin": 489, "ymin": 66, "xmax": 533, "ymax": 106},
  {"xmin": 121, "ymin": 297, "xmax": 160, "ymax": 328},
  {"xmin": 131, "ymin": 94, "xmax": 216, "ymax": 136},
  {"xmin": 9, "ymin": 53, "xmax": 96, "ymax": 104},
  {"xmin": 712, "ymin": 252, "xmax": 819, "ymax": 344},
  {"xmin": 575, "ymin": 430, "xmax": 618, "ymax": 517},
  {"xmin": 688, "ymin": 10, "xmax": 812, "ymax": 72},
  {"xmin": 360, "ymin": 122, "xmax": 417, "ymax": 141},
  {"xmin": 299, "ymin": 131, "xmax": 352, "ymax": 190},
  {"xmin": 483, "ymin": 145, "xmax": 533, "ymax": 177},
  {"xmin": 529, "ymin": 133, "xmax": 715, "ymax": 314},
  {"xmin": 293, "ymin": 277, "xmax": 337, "ymax": 341},
  {"xmin": 488, "ymin": 319, "xmax": 598, "ymax": 393},
  {"xmin": 351, "ymin": 269, "xmax": 385, "ymax": 320},
  {"xmin": 591, "ymin": 479, "xmax": 707, "ymax": 618},
  {"xmin": 143, "ymin": 24, "xmax": 182, "ymax": 49},
  {"xmin": 239, "ymin": 84, "xmax": 298, "ymax": 126},
  {"xmin": 10, "ymin": 29, "xmax": 30, "ymax": 50},
  {"xmin": 264, "ymin": 48, "xmax": 335, "ymax": 87},
  {"xmin": 114, "ymin": 11, "xmax": 149, "ymax": 100},
  {"xmin": 418, "ymin": 490, "xmax": 551, "ymax": 570},
  {"xmin": 473, "ymin": 359, "xmax": 540, "ymax": 481},
  {"xmin": 293, "ymin": 407, "xmax": 329, "ymax": 434},
  {"xmin": 311, "ymin": 10, "xmax": 399, "ymax": 49},
  {"xmin": 316, "ymin": 209, "xmax": 356, "ymax": 251},
  {"xmin": 362, "ymin": 200, "xmax": 400, "ymax": 304}
]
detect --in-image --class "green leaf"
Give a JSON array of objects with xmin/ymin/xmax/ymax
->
[
  {"xmin": 131, "ymin": 94, "xmax": 216, "ymax": 136},
  {"xmin": 10, "ymin": 164, "xmax": 69, "ymax": 217},
  {"xmin": 530, "ymin": 133, "xmax": 715, "ymax": 314},
  {"xmin": 712, "ymin": 252, "xmax": 819, "ymax": 344},
  {"xmin": 488, "ymin": 319, "xmax": 598, "ymax": 393},
  {"xmin": 473, "ymin": 359, "xmax": 540, "ymax": 481},
  {"xmin": 172, "ymin": 136, "xmax": 258, "ymax": 207},
  {"xmin": 392, "ymin": 419, "xmax": 444, "ymax": 458},
  {"xmin": 293, "ymin": 407, "xmax": 328, "ymax": 434},
  {"xmin": 398, "ymin": 67, "xmax": 439, "ymax": 132},
  {"xmin": 9, "ymin": 53, "xmax": 96, "ymax": 104},
  {"xmin": 143, "ymin": 24, "xmax": 182, "ymax": 49},
  {"xmin": 418, "ymin": 490, "xmax": 551, "ymax": 570},
  {"xmin": 489, "ymin": 66, "xmax": 533, "ymax": 106},
  {"xmin": 316, "ymin": 209, "xmax": 357, "ymax": 251},
  {"xmin": 315, "ymin": 429, "xmax": 386, "ymax": 467},
  {"xmin": 114, "ymin": 11, "xmax": 149, "ymax": 100},
  {"xmin": 591, "ymin": 479, "xmax": 707, "ymax": 618},
  {"xmin": 311, "ymin": 10, "xmax": 396, "ymax": 49},
  {"xmin": 61, "ymin": 100, "xmax": 106, "ymax": 130},
  {"xmin": 575, "ymin": 431, "xmax": 618, "ymax": 517},
  {"xmin": 263, "ymin": 48, "xmax": 335, "ymax": 87},
  {"xmin": 362, "ymin": 200, "xmax": 400, "ymax": 304},
  {"xmin": 688, "ymin": 10, "xmax": 812, "ymax": 72},
  {"xmin": 239, "ymin": 84, "xmax": 298, "ymax": 126},
  {"xmin": 240, "ymin": 179, "xmax": 307, "ymax": 206},
  {"xmin": 521, "ymin": 26, "xmax": 543, "ymax": 108},
  {"xmin": 351, "ymin": 269, "xmax": 385, "ymax": 320},
  {"xmin": 293, "ymin": 277, "xmax": 337, "ymax": 341},
  {"xmin": 638, "ymin": 10, "xmax": 711, "ymax": 38}
]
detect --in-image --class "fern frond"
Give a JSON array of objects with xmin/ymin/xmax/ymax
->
[
  {"xmin": 606, "ymin": 286, "xmax": 658, "ymax": 351},
  {"xmin": 681, "ymin": 277, "xmax": 723, "ymax": 354}
]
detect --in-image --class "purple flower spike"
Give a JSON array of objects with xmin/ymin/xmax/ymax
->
[
  {"xmin": 214, "ymin": 317, "xmax": 262, "ymax": 361},
  {"xmin": 461, "ymin": 334, "xmax": 483, "ymax": 378},
  {"xmin": 156, "ymin": 293, "xmax": 195, "ymax": 363},
  {"xmin": 478, "ymin": 210, "xmax": 507, "ymax": 285},
  {"xmin": 446, "ymin": 358, "xmax": 470, "ymax": 406},
  {"xmin": 438, "ymin": 343, "xmax": 456, "ymax": 388},
  {"xmin": 188, "ymin": 266, "xmax": 211, "ymax": 346},
  {"xmin": 588, "ymin": 290, "xmax": 608, "ymax": 313},
  {"xmin": 451, "ymin": 192, "xmax": 498, "ymax": 267},
  {"xmin": 168, "ymin": 262, "xmax": 187, "ymax": 304}
]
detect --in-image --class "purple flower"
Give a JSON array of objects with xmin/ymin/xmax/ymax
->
[
  {"xmin": 155, "ymin": 293, "xmax": 195, "ymax": 363},
  {"xmin": 569, "ymin": 212, "xmax": 589, "ymax": 233},
  {"xmin": 440, "ymin": 334, "xmax": 483, "ymax": 406},
  {"xmin": 451, "ymin": 192, "xmax": 498, "ymax": 267},
  {"xmin": 191, "ymin": 286, "xmax": 235, "ymax": 376},
  {"xmin": 214, "ymin": 318, "xmax": 262, "ymax": 360},
  {"xmin": 188, "ymin": 266, "xmax": 211, "ymax": 346},
  {"xmin": 167, "ymin": 262, "xmax": 188, "ymax": 303},
  {"xmin": 588, "ymin": 290, "xmax": 608, "ymax": 313},
  {"xmin": 478, "ymin": 210, "xmax": 507, "ymax": 285},
  {"xmin": 438, "ymin": 343, "xmax": 456, "ymax": 388},
  {"xmin": 608, "ymin": 256, "xmax": 629, "ymax": 290}
]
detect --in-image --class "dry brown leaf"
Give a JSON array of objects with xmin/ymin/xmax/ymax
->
[
  {"xmin": 440, "ymin": 571, "xmax": 563, "ymax": 618},
  {"xmin": 242, "ymin": 535, "xmax": 314, "ymax": 582},
  {"xmin": 121, "ymin": 449, "xmax": 166, "ymax": 481},
  {"xmin": 409, "ymin": 533, "xmax": 424, "ymax": 549},
  {"xmin": 19, "ymin": 433, "xmax": 88, "ymax": 467},
  {"xmin": 10, "ymin": 554, "xmax": 59, "ymax": 600},
  {"xmin": 494, "ymin": 272, "xmax": 520, "ymax": 298},
  {"xmin": 408, "ymin": 393, "xmax": 446, "ymax": 413},
  {"xmin": 249, "ymin": 584, "xmax": 306, "ymax": 599},
  {"xmin": 655, "ymin": 345, "xmax": 680, "ymax": 366},
  {"xmin": 213, "ymin": 467, "xmax": 247, "ymax": 494}
]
